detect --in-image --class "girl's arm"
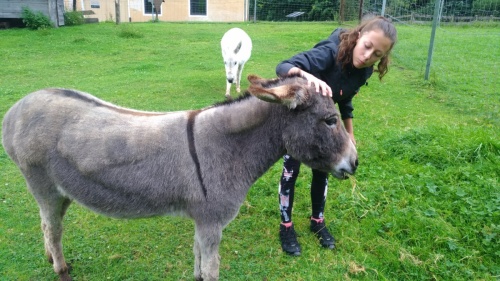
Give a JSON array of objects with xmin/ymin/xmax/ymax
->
[{"xmin": 343, "ymin": 118, "xmax": 356, "ymax": 146}]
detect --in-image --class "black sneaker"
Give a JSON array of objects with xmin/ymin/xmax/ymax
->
[
  {"xmin": 279, "ymin": 223, "xmax": 301, "ymax": 256},
  {"xmin": 310, "ymin": 218, "xmax": 336, "ymax": 249}
]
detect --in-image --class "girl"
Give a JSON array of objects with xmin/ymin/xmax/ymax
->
[{"xmin": 276, "ymin": 16, "xmax": 397, "ymax": 256}]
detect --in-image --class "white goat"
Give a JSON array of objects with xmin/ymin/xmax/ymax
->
[{"xmin": 221, "ymin": 27, "xmax": 252, "ymax": 99}]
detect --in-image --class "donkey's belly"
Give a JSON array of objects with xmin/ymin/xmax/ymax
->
[
  {"xmin": 49, "ymin": 153, "xmax": 192, "ymax": 219},
  {"xmin": 56, "ymin": 179, "xmax": 189, "ymax": 219}
]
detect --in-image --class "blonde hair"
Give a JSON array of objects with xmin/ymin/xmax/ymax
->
[{"xmin": 337, "ymin": 16, "xmax": 397, "ymax": 80}]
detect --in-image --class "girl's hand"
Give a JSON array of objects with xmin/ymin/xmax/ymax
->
[
  {"xmin": 300, "ymin": 70, "xmax": 332, "ymax": 97},
  {"xmin": 349, "ymin": 133, "xmax": 357, "ymax": 146}
]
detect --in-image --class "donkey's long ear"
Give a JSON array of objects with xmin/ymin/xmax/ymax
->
[
  {"xmin": 247, "ymin": 74, "xmax": 265, "ymax": 85},
  {"xmin": 247, "ymin": 74, "xmax": 282, "ymax": 86},
  {"xmin": 247, "ymin": 84, "xmax": 308, "ymax": 109}
]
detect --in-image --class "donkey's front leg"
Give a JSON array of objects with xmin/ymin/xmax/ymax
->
[
  {"xmin": 193, "ymin": 238, "xmax": 202, "ymax": 280},
  {"xmin": 193, "ymin": 222, "xmax": 222, "ymax": 281}
]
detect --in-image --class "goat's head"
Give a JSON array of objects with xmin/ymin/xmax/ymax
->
[{"xmin": 222, "ymin": 43, "xmax": 242, "ymax": 83}]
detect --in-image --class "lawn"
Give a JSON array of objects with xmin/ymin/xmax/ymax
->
[{"xmin": 0, "ymin": 21, "xmax": 498, "ymax": 280}]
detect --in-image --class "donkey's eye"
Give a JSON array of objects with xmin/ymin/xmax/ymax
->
[{"xmin": 325, "ymin": 116, "xmax": 337, "ymax": 126}]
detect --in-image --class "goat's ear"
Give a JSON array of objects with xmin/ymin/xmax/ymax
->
[
  {"xmin": 248, "ymin": 84, "xmax": 308, "ymax": 109},
  {"xmin": 234, "ymin": 41, "xmax": 242, "ymax": 54}
]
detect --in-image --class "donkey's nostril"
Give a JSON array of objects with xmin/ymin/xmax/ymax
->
[{"xmin": 354, "ymin": 159, "xmax": 359, "ymax": 167}]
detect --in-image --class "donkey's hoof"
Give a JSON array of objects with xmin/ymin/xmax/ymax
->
[
  {"xmin": 59, "ymin": 271, "xmax": 72, "ymax": 281},
  {"xmin": 57, "ymin": 263, "xmax": 73, "ymax": 281}
]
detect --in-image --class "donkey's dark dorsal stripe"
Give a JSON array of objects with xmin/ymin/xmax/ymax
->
[{"xmin": 187, "ymin": 109, "xmax": 207, "ymax": 198}]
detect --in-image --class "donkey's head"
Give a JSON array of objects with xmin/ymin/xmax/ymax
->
[{"xmin": 247, "ymin": 74, "xmax": 358, "ymax": 179}]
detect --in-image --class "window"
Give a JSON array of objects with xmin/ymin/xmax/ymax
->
[
  {"xmin": 90, "ymin": 0, "xmax": 100, "ymax": 8},
  {"xmin": 144, "ymin": 0, "xmax": 162, "ymax": 14},
  {"xmin": 190, "ymin": 0, "xmax": 206, "ymax": 16}
]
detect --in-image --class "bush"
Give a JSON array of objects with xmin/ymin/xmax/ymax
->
[
  {"xmin": 21, "ymin": 6, "xmax": 53, "ymax": 29},
  {"xmin": 64, "ymin": 11, "xmax": 85, "ymax": 26},
  {"xmin": 118, "ymin": 26, "xmax": 144, "ymax": 39}
]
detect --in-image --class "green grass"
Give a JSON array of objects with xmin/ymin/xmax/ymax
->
[{"xmin": 0, "ymin": 22, "xmax": 498, "ymax": 280}]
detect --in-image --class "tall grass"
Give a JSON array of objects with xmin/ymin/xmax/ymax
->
[{"xmin": 0, "ymin": 22, "xmax": 498, "ymax": 280}]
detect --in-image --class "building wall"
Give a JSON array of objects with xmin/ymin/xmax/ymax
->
[
  {"xmin": 67, "ymin": 0, "xmax": 247, "ymax": 23},
  {"xmin": 0, "ymin": 0, "xmax": 48, "ymax": 18},
  {"xmin": 0, "ymin": 0, "xmax": 64, "ymax": 26}
]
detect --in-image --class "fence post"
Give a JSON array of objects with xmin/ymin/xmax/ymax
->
[
  {"xmin": 115, "ymin": 0, "xmax": 120, "ymax": 24},
  {"xmin": 340, "ymin": 0, "xmax": 345, "ymax": 23},
  {"xmin": 424, "ymin": 0, "xmax": 442, "ymax": 80},
  {"xmin": 358, "ymin": 0, "xmax": 363, "ymax": 23},
  {"xmin": 253, "ymin": 0, "xmax": 257, "ymax": 23}
]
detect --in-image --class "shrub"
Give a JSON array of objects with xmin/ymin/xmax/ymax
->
[
  {"xmin": 118, "ymin": 26, "xmax": 144, "ymax": 39},
  {"xmin": 64, "ymin": 11, "xmax": 85, "ymax": 26},
  {"xmin": 21, "ymin": 6, "xmax": 53, "ymax": 29}
]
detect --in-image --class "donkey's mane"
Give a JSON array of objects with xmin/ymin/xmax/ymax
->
[{"xmin": 211, "ymin": 92, "xmax": 252, "ymax": 108}]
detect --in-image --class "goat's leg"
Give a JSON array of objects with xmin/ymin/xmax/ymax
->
[
  {"xmin": 225, "ymin": 80, "xmax": 232, "ymax": 99},
  {"xmin": 23, "ymin": 168, "xmax": 73, "ymax": 281},
  {"xmin": 193, "ymin": 223, "xmax": 222, "ymax": 281},
  {"xmin": 236, "ymin": 64, "xmax": 245, "ymax": 93}
]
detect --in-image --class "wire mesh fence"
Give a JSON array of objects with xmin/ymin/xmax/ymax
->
[{"xmin": 248, "ymin": 0, "xmax": 500, "ymax": 23}]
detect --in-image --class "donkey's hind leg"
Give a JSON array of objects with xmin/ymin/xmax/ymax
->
[
  {"xmin": 40, "ymin": 197, "xmax": 72, "ymax": 281},
  {"xmin": 24, "ymin": 168, "xmax": 73, "ymax": 281}
]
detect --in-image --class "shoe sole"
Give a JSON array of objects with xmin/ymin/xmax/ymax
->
[
  {"xmin": 285, "ymin": 251, "xmax": 301, "ymax": 256},
  {"xmin": 322, "ymin": 244, "xmax": 335, "ymax": 249}
]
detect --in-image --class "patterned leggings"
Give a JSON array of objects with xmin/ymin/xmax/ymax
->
[{"xmin": 278, "ymin": 154, "xmax": 329, "ymax": 223}]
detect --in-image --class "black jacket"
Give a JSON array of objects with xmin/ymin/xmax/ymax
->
[{"xmin": 276, "ymin": 28, "xmax": 373, "ymax": 119}]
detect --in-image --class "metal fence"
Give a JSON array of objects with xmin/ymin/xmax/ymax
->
[{"xmin": 248, "ymin": 0, "xmax": 500, "ymax": 23}]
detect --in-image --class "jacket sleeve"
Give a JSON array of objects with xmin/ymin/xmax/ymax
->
[
  {"xmin": 337, "ymin": 99, "xmax": 354, "ymax": 120},
  {"xmin": 276, "ymin": 43, "xmax": 337, "ymax": 77},
  {"xmin": 338, "ymin": 67, "xmax": 372, "ymax": 120}
]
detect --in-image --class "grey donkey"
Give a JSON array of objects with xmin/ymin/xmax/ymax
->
[{"xmin": 2, "ymin": 74, "xmax": 358, "ymax": 281}]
